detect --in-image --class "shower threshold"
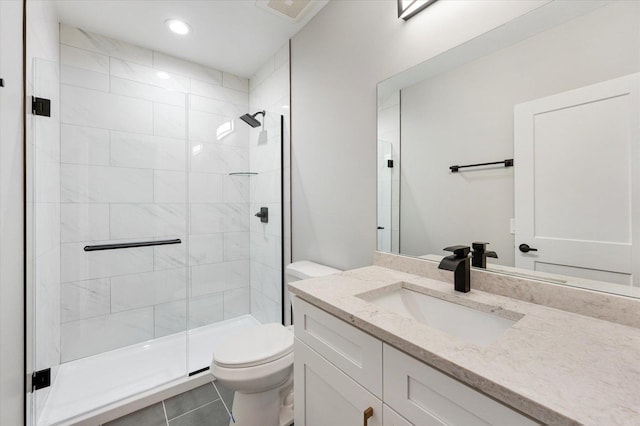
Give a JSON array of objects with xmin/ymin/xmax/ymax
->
[{"xmin": 37, "ymin": 315, "xmax": 260, "ymax": 426}]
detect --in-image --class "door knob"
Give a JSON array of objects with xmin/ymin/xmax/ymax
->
[{"xmin": 519, "ymin": 243, "xmax": 538, "ymax": 253}]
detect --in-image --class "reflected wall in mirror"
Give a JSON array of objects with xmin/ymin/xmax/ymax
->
[{"xmin": 377, "ymin": 0, "xmax": 640, "ymax": 298}]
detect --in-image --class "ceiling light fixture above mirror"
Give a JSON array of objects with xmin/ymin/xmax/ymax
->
[
  {"xmin": 165, "ymin": 18, "xmax": 190, "ymax": 35},
  {"xmin": 398, "ymin": 0, "xmax": 438, "ymax": 21}
]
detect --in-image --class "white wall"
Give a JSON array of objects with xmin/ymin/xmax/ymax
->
[
  {"xmin": 400, "ymin": 1, "xmax": 640, "ymax": 264},
  {"xmin": 290, "ymin": 0, "xmax": 549, "ymax": 270},
  {"xmin": 0, "ymin": 1, "xmax": 25, "ymax": 424}
]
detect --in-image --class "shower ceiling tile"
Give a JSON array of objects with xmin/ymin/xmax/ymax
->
[{"xmin": 60, "ymin": 24, "xmax": 153, "ymax": 67}]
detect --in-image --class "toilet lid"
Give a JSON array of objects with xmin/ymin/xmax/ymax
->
[{"xmin": 214, "ymin": 323, "xmax": 294, "ymax": 368}]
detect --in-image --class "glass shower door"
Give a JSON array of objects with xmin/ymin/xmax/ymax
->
[
  {"xmin": 29, "ymin": 53, "xmax": 190, "ymax": 425},
  {"xmin": 186, "ymin": 108, "xmax": 284, "ymax": 374}
]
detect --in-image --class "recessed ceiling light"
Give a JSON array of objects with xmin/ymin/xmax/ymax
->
[
  {"xmin": 156, "ymin": 71, "xmax": 170, "ymax": 79},
  {"xmin": 165, "ymin": 19, "xmax": 190, "ymax": 35}
]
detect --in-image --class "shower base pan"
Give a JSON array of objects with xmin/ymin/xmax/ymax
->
[{"xmin": 37, "ymin": 315, "xmax": 260, "ymax": 426}]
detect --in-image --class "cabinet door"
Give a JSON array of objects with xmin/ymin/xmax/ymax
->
[
  {"xmin": 383, "ymin": 404, "xmax": 413, "ymax": 426},
  {"xmin": 383, "ymin": 344, "xmax": 539, "ymax": 425},
  {"xmin": 294, "ymin": 297, "xmax": 383, "ymax": 398},
  {"xmin": 294, "ymin": 338, "xmax": 382, "ymax": 426}
]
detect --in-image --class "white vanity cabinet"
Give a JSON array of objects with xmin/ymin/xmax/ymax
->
[
  {"xmin": 294, "ymin": 297, "xmax": 383, "ymax": 425},
  {"xmin": 294, "ymin": 297, "xmax": 540, "ymax": 425}
]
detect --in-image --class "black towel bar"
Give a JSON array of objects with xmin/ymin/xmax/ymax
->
[
  {"xmin": 84, "ymin": 239, "xmax": 182, "ymax": 252},
  {"xmin": 450, "ymin": 159, "xmax": 513, "ymax": 172}
]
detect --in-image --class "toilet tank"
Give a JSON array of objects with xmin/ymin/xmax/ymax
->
[
  {"xmin": 285, "ymin": 261, "xmax": 341, "ymax": 284},
  {"xmin": 285, "ymin": 261, "xmax": 341, "ymax": 325}
]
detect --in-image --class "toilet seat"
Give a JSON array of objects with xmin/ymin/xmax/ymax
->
[{"xmin": 214, "ymin": 323, "xmax": 293, "ymax": 368}]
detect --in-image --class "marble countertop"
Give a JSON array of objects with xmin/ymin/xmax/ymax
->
[{"xmin": 288, "ymin": 265, "xmax": 640, "ymax": 425}]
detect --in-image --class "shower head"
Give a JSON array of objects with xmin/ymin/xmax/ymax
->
[{"xmin": 240, "ymin": 110, "xmax": 265, "ymax": 128}]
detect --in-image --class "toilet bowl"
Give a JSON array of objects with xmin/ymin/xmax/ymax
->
[
  {"xmin": 211, "ymin": 261, "xmax": 341, "ymax": 426},
  {"xmin": 212, "ymin": 323, "xmax": 294, "ymax": 426}
]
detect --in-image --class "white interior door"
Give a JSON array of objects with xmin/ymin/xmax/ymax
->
[{"xmin": 514, "ymin": 74, "xmax": 640, "ymax": 286}]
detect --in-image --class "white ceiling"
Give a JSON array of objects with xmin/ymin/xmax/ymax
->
[{"xmin": 53, "ymin": 0, "xmax": 329, "ymax": 78}]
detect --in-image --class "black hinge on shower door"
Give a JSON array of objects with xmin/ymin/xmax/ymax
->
[
  {"xmin": 0, "ymin": 78, "xmax": 5, "ymax": 87},
  {"xmin": 32, "ymin": 96, "xmax": 51, "ymax": 117},
  {"xmin": 32, "ymin": 368, "xmax": 51, "ymax": 391}
]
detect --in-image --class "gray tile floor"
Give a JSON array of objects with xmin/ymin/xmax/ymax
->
[{"xmin": 103, "ymin": 381, "xmax": 234, "ymax": 426}]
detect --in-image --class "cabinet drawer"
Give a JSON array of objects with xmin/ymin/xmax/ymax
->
[
  {"xmin": 293, "ymin": 297, "xmax": 383, "ymax": 398},
  {"xmin": 294, "ymin": 338, "xmax": 382, "ymax": 426},
  {"xmin": 383, "ymin": 344, "xmax": 539, "ymax": 425}
]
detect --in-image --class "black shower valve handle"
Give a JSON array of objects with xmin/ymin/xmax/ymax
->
[{"xmin": 255, "ymin": 207, "xmax": 269, "ymax": 223}]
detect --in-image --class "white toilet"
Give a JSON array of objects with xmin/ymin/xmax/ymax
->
[{"xmin": 211, "ymin": 261, "xmax": 341, "ymax": 426}]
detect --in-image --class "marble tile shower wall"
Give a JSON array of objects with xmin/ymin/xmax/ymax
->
[
  {"xmin": 59, "ymin": 25, "xmax": 251, "ymax": 362},
  {"xmin": 248, "ymin": 42, "xmax": 290, "ymax": 323}
]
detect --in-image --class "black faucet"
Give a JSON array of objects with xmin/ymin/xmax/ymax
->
[
  {"xmin": 438, "ymin": 245, "xmax": 470, "ymax": 293},
  {"xmin": 471, "ymin": 242, "xmax": 498, "ymax": 269}
]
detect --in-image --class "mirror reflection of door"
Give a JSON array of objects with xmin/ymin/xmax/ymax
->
[{"xmin": 514, "ymin": 74, "xmax": 639, "ymax": 286}]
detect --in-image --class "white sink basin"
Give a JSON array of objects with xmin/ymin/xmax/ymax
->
[{"xmin": 360, "ymin": 285, "xmax": 519, "ymax": 346}]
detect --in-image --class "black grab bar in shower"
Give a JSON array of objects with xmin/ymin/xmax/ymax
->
[{"xmin": 84, "ymin": 238, "xmax": 182, "ymax": 252}]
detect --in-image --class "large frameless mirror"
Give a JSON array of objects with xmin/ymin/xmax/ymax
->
[{"xmin": 377, "ymin": 0, "xmax": 640, "ymax": 299}]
